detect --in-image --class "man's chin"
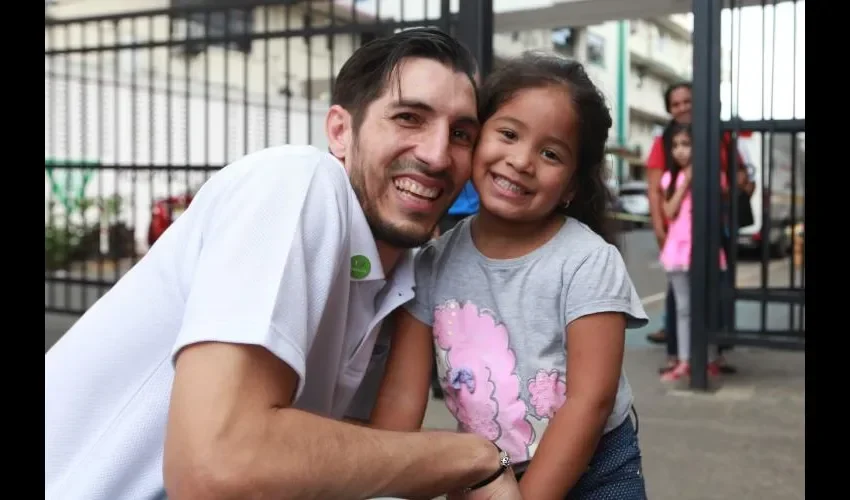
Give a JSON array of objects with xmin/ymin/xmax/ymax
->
[{"xmin": 368, "ymin": 217, "xmax": 434, "ymax": 249}]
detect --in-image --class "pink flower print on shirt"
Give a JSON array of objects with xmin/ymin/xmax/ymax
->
[
  {"xmin": 527, "ymin": 369, "xmax": 567, "ymax": 419},
  {"xmin": 433, "ymin": 300, "xmax": 534, "ymax": 461}
]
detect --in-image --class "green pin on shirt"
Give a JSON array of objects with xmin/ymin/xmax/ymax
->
[{"xmin": 350, "ymin": 255, "xmax": 371, "ymax": 279}]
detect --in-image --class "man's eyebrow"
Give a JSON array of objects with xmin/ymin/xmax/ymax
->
[
  {"xmin": 391, "ymin": 99, "xmax": 435, "ymax": 113},
  {"xmin": 391, "ymin": 99, "xmax": 480, "ymax": 128}
]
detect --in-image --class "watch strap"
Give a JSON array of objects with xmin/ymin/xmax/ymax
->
[{"xmin": 465, "ymin": 444, "xmax": 511, "ymax": 492}]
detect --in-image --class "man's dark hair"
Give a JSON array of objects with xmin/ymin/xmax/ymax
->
[
  {"xmin": 331, "ymin": 27, "xmax": 479, "ymax": 131},
  {"xmin": 663, "ymin": 81, "xmax": 692, "ymax": 113}
]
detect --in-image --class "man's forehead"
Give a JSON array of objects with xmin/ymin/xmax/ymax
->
[{"xmin": 385, "ymin": 58, "xmax": 477, "ymax": 116}]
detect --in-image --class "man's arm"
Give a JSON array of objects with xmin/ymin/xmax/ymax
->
[
  {"xmin": 165, "ymin": 342, "xmax": 501, "ymax": 500},
  {"xmin": 369, "ymin": 309, "xmax": 434, "ymax": 432},
  {"xmin": 161, "ymin": 155, "xmax": 509, "ymax": 500}
]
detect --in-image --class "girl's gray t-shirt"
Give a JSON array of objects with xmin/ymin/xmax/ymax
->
[{"xmin": 405, "ymin": 216, "xmax": 648, "ymax": 463}]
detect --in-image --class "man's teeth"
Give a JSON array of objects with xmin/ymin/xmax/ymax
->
[
  {"xmin": 394, "ymin": 178, "xmax": 440, "ymax": 200},
  {"xmin": 494, "ymin": 175, "xmax": 526, "ymax": 194}
]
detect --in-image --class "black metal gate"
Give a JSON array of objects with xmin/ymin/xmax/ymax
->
[
  {"xmin": 690, "ymin": 0, "xmax": 805, "ymax": 389},
  {"xmin": 45, "ymin": 0, "xmax": 493, "ymax": 315}
]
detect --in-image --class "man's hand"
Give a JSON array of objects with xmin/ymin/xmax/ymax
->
[{"xmin": 447, "ymin": 469, "xmax": 522, "ymax": 500}]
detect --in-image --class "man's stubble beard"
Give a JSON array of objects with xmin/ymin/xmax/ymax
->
[{"xmin": 348, "ymin": 143, "xmax": 449, "ymax": 249}]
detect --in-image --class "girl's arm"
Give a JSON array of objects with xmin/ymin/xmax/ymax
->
[
  {"xmin": 662, "ymin": 168, "xmax": 691, "ymax": 220},
  {"xmin": 369, "ymin": 308, "xmax": 435, "ymax": 432},
  {"xmin": 517, "ymin": 312, "xmax": 627, "ymax": 499}
]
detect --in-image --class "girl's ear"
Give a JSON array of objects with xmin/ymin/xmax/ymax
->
[{"xmin": 561, "ymin": 180, "xmax": 578, "ymax": 207}]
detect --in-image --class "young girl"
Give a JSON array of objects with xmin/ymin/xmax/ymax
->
[
  {"xmin": 658, "ymin": 123, "xmax": 726, "ymax": 383},
  {"xmin": 370, "ymin": 52, "xmax": 649, "ymax": 499}
]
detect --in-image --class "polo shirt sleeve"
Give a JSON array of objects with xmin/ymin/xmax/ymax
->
[
  {"xmin": 173, "ymin": 153, "xmax": 348, "ymax": 401},
  {"xmin": 562, "ymin": 244, "xmax": 650, "ymax": 330},
  {"xmin": 645, "ymin": 135, "xmax": 666, "ymax": 170}
]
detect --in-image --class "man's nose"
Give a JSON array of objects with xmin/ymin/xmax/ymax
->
[{"xmin": 413, "ymin": 127, "xmax": 452, "ymax": 171}]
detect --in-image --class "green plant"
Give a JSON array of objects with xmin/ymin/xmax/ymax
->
[{"xmin": 45, "ymin": 194, "xmax": 135, "ymax": 270}]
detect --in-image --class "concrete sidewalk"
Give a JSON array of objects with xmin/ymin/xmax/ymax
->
[
  {"xmin": 46, "ymin": 310, "xmax": 804, "ymax": 499},
  {"xmin": 422, "ymin": 345, "xmax": 805, "ymax": 500}
]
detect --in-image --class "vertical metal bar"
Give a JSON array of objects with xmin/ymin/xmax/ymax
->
[
  {"xmin": 788, "ymin": 0, "xmax": 799, "ymax": 329},
  {"xmin": 129, "ymin": 17, "xmax": 138, "ymax": 270},
  {"xmin": 285, "ymin": 2, "xmax": 291, "ymax": 144},
  {"xmin": 96, "ymin": 21, "xmax": 105, "ymax": 297},
  {"xmin": 456, "ymin": 0, "xmax": 494, "ymax": 79},
  {"xmin": 440, "ymin": 0, "xmax": 451, "ymax": 33},
  {"xmin": 727, "ymin": 0, "xmax": 743, "ymax": 334},
  {"xmin": 224, "ymin": 8, "xmax": 231, "ymax": 164},
  {"xmin": 79, "ymin": 22, "xmax": 89, "ymax": 313},
  {"xmin": 263, "ymin": 5, "xmax": 269, "ymax": 148},
  {"xmin": 243, "ymin": 7, "xmax": 249, "ymax": 157},
  {"xmin": 185, "ymin": 7, "xmax": 197, "ymax": 197},
  {"xmin": 204, "ymin": 9, "xmax": 211, "ymax": 181},
  {"xmin": 148, "ymin": 15, "xmax": 156, "ymax": 260},
  {"xmin": 64, "ymin": 25, "xmax": 72, "ymax": 311},
  {"xmin": 689, "ymin": 0, "xmax": 722, "ymax": 390},
  {"xmin": 47, "ymin": 24, "xmax": 56, "ymax": 309},
  {"xmin": 113, "ymin": 19, "xmax": 121, "ymax": 285},
  {"xmin": 305, "ymin": 0, "xmax": 313, "ymax": 145},
  {"xmin": 759, "ymin": 0, "xmax": 778, "ymax": 335},
  {"xmin": 165, "ymin": 15, "xmax": 173, "ymax": 243},
  {"xmin": 327, "ymin": 0, "xmax": 336, "ymax": 103}
]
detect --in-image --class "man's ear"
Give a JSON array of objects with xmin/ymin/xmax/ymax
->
[{"xmin": 326, "ymin": 105, "xmax": 352, "ymax": 160}]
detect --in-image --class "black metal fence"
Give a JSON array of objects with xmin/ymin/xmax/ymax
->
[
  {"xmin": 45, "ymin": 0, "xmax": 493, "ymax": 315},
  {"xmin": 690, "ymin": 0, "xmax": 805, "ymax": 389}
]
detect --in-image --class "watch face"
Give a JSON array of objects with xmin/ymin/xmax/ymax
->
[{"xmin": 499, "ymin": 450, "xmax": 511, "ymax": 467}]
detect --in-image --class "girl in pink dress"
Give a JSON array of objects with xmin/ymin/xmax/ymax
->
[{"xmin": 659, "ymin": 123, "xmax": 726, "ymax": 383}]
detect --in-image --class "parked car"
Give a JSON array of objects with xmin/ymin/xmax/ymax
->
[
  {"xmin": 147, "ymin": 193, "xmax": 193, "ymax": 247},
  {"xmin": 613, "ymin": 181, "xmax": 651, "ymax": 229}
]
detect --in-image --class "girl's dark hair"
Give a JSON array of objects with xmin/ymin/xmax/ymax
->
[
  {"xmin": 662, "ymin": 121, "xmax": 692, "ymax": 200},
  {"xmin": 479, "ymin": 51, "xmax": 616, "ymax": 244}
]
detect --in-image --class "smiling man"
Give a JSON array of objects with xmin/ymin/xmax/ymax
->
[{"xmin": 45, "ymin": 28, "xmax": 521, "ymax": 500}]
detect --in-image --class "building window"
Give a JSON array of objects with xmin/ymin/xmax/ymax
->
[
  {"xmin": 551, "ymin": 27, "xmax": 575, "ymax": 57},
  {"xmin": 586, "ymin": 32, "xmax": 605, "ymax": 66},
  {"xmin": 171, "ymin": 0, "xmax": 253, "ymax": 55}
]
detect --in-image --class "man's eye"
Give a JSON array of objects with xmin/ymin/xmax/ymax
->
[
  {"xmin": 394, "ymin": 113, "xmax": 418, "ymax": 124},
  {"xmin": 452, "ymin": 129, "xmax": 472, "ymax": 143}
]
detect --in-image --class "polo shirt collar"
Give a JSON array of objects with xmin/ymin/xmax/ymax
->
[
  {"xmin": 347, "ymin": 208, "xmax": 416, "ymax": 290},
  {"xmin": 349, "ymin": 204, "xmax": 385, "ymax": 282}
]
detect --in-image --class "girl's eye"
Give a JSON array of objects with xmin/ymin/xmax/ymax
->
[
  {"xmin": 499, "ymin": 129, "xmax": 517, "ymax": 140},
  {"xmin": 542, "ymin": 149, "xmax": 560, "ymax": 162}
]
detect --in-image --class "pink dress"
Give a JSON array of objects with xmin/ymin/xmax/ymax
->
[{"xmin": 659, "ymin": 171, "xmax": 727, "ymax": 272}]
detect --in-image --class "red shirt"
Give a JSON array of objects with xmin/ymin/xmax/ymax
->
[{"xmin": 646, "ymin": 130, "xmax": 752, "ymax": 172}]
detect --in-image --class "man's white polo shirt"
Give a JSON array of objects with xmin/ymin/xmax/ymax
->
[{"xmin": 44, "ymin": 145, "xmax": 416, "ymax": 500}]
